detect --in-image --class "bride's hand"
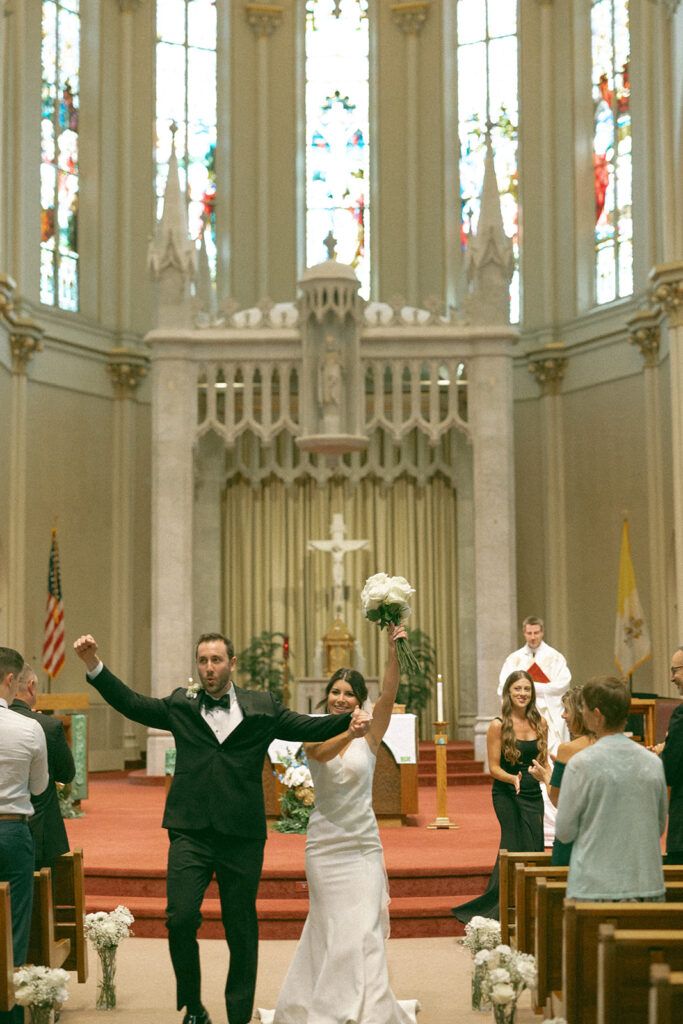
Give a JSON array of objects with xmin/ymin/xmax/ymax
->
[{"xmin": 348, "ymin": 707, "xmax": 372, "ymax": 738}]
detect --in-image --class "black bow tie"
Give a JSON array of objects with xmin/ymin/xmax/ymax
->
[{"xmin": 203, "ymin": 692, "xmax": 230, "ymax": 711}]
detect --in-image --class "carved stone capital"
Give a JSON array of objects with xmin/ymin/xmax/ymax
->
[
  {"xmin": 107, "ymin": 349, "xmax": 149, "ymax": 398},
  {"xmin": 528, "ymin": 355, "xmax": 568, "ymax": 396},
  {"xmin": 650, "ymin": 261, "xmax": 683, "ymax": 328},
  {"xmin": 245, "ymin": 3, "xmax": 283, "ymax": 38},
  {"xmin": 390, "ymin": 1, "xmax": 430, "ymax": 35},
  {"xmin": 627, "ymin": 310, "xmax": 661, "ymax": 368},
  {"xmin": 10, "ymin": 325, "xmax": 43, "ymax": 374},
  {"xmin": 0, "ymin": 274, "xmax": 16, "ymax": 317}
]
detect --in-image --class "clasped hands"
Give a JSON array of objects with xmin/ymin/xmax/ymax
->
[{"xmin": 348, "ymin": 707, "xmax": 372, "ymax": 738}]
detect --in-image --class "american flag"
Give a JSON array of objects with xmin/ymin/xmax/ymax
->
[{"xmin": 43, "ymin": 527, "xmax": 65, "ymax": 679}]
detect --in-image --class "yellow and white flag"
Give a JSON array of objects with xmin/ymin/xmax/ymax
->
[{"xmin": 614, "ymin": 520, "xmax": 651, "ymax": 678}]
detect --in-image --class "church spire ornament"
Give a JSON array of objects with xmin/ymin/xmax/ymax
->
[
  {"xmin": 148, "ymin": 121, "xmax": 197, "ymax": 329},
  {"xmin": 464, "ymin": 133, "xmax": 514, "ymax": 326}
]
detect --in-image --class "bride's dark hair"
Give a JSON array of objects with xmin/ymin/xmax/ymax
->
[{"xmin": 317, "ymin": 667, "xmax": 368, "ymax": 708}]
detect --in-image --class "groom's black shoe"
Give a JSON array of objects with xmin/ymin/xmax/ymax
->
[{"xmin": 181, "ymin": 1009, "xmax": 212, "ymax": 1024}]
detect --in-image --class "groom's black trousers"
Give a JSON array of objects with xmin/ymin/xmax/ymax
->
[{"xmin": 166, "ymin": 828, "xmax": 265, "ymax": 1024}]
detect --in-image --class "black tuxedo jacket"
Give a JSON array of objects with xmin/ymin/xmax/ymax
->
[
  {"xmin": 10, "ymin": 699, "xmax": 76, "ymax": 867},
  {"xmin": 88, "ymin": 666, "xmax": 351, "ymax": 839},
  {"xmin": 662, "ymin": 702, "xmax": 683, "ymax": 853}
]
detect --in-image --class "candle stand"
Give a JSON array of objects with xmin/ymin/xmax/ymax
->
[{"xmin": 427, "ymin": 720, "xmax": 459, "ymax": 830}]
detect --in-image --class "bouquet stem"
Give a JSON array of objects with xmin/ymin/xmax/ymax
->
[
  {"xmin": 395, "ymin": 636, "xmax": 421, "ymax": 677},
  {"xmin": 96, "ymin": 946, "xmax": 117, "ymax": 1010}
]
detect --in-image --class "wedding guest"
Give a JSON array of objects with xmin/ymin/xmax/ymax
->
[
  {"xmin": 555, "ymin": 676, "xmax": 667, "ymax": 900},
  {"xmin": 74, "ymin": 632, "xmax": 368, "ymax": 1024},
  {"xmin": 453, "ymin": 670, "xmax": 548, "ymax": 923},
  {"xmin": 258, "ymin": 625, "xmax": 420, "ymax": 1024},
  {"xmin": 0, "ymin": 647, "xmax": 49, "ymax": 1024},
  {"xmin": 652, "ymin": 646, "xmax": 683, "ymax": 863},
  {"xmin": 10, "ymin": 663, "xmax": 75, "ymax": 871},
  {"xmin": 529, "ymin": 685, "xmax": 595, "ymax": 865}
]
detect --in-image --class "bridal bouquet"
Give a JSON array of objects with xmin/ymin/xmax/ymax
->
[
  {"xmin": 13, "ymin": 965, "xmax": 70, "ymax": 1024},
  {"xmin": 360, "ymin": 573, "xmax": 420, "ymax": 676}
]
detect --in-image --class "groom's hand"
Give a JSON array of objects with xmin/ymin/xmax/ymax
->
[
  {"xmin": 73, "ymin": 634, "xmax": 101, "ymax": 673},
  {"xmin": 348, "ymin": 707, "xmax": 372, "ymax": 738}
]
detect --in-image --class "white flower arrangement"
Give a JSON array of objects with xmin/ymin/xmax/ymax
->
[
  {"xmin": 84, "ymin": 905, "xmax": 135, "ymax": 950},
  {"xmin": 273, "ymin": 748, "xmax": 315, "ymax": 832},
  {"xmin": 477, "ymin": 944, "xmax": 537, "ymax": 1007},
  {"xmin": 360, "ymin": 573, "xmax": 420, "ymax": 675},
  {"xmin": 13, "ymin": 965, "xmax": 70, "ymax": 1007},
  {"xmin": 461, "ymin": 914, "xmax": 502, "ymax": 954}
]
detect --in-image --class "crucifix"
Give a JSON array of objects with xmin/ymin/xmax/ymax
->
[{"xmin": 308, "ymin": 513, "xmax": 369, "ymax": 620}]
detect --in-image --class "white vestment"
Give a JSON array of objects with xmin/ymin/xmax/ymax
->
[{"xmin": 498, "ymin": 640, "xmax": 571, "ymax": 845}]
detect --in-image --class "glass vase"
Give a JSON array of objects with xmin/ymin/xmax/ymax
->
[
  {"xmin": 471, "ymin": 961, "xmax": 486, "ymax": 1010},
  {"xmin": 96, "ymin": 945, "xmax": 117, "ymax": 1010},
  {"xmin": 492, "ymin": 1000, "xmax": 516, "ymax": 1024},
  {"xmin": 28, "ymin": 1005, "xmax": 53, "ymax": 1024}
]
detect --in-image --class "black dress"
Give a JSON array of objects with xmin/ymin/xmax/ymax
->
[{"xmin": 452, "ymin": 730, "xmax": 544, "ymax": 923}]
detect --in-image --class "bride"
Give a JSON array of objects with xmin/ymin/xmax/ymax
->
[{"xmin": 258, "ymin": 624, "xmax": 420, "ymax": 1024}]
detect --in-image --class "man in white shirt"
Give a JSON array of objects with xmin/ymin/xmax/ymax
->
[
  {"xmin": 0, "ymin": 647, "xmax": 49, "ymax": 1024},
  {"xmin": 498, "ymin": 616, "xmax": 571, "ymax": 843},
  {"xmin": 555, "ymin": 676, "xmax": 667, "ymax": 900}
]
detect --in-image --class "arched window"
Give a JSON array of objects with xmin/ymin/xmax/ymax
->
[
  {"xmin": 155, "ymin": 0, "xmax": 218, "ymax": 275},
  {"xmin": 457, "ymin": 0, "xmax": 519, "ymax": 323},
  {"xmin": 591, "ymin": 0, "xmax": 632, "ymax": 304},
  {"xmin": 41, "ymin": 0, "xmax": 80, "ymax": 311},
  {"xmin": 305, "ymin": 0, "xmax": 370, "ymax": 296}
]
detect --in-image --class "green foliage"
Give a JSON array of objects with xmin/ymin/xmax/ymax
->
[
  {"xmin": 237, "ymin": 630, "xmax": 289, "ymax": 700},
  {"xmin": 272, "ymin": 788, "xmax": 312, "ymax": 834},
  {"xmin": 395, "ymin": 627, "xmax": 436, "ymax": 719}
]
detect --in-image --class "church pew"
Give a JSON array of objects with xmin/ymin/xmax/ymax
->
[
  {"xmin": 0, "ymin": 883, "xmax": 14, "ymax": 1013},
  {"xmin": 563, "ymin": 899, "xmax": 683, "ymax": 1024},
  {"xmin": 514, "ymin": 863, "xmax": 569, "ymax": 954},
  {"xmin": 534, "ymin": 878, "xmax": 566, "ymax": 1012},
  {"xmin": 597, "ymin": 925, "xmax": 683, "ymax": 1024},
  {"xmin": 499, "ymin": 849, "xmax": 552, "ymax": 944},
  {"xmin": 648, "ymin": 963, "xmax": 683, "ymax": 1024},
  {"xmin": 26, "ymin": 868, "xmax": 71, "ymax": 970},
  {"xmin": 534, "ymin": 869, "xmax": 683, "ymax": 1014},
  {"xmin": 53, "ymin": 848, "xmax": 88, "ymax": 982}
]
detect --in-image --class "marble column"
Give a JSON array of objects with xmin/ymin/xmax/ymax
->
[
  {"xmin": 7, "ymin": 317, "xmax": 43, "ymax": 653},
  {"xmin": 628, "ymin": 310, "xmax": 667, "ymax": 689},
  {"xmin": 390, "ymin": 1, "xmax": 430, "ymax": 306},
  {"xmin": 245, "ymin": 3, "xmax": 284, "ymax": 300},
  {"xmin": 468, "ymin": 337, "xmax": 518, "ymax": 763},
  {"xmin": 147, "ymin": 347, "xmax": 196, "ymax": 775},
  {"xmin": 106, "ymin": 349, "xmax": 148, "ymax": 765},
  {"xmin": 651, "ymin": 262, "xmax": 683, "ymax": 641},
  {"xmin": 527, "ymin": 354, "xmax": 569, "ymax": 652},
  {"xmin": 193, "ymin": 431, "xmax": 225, "ymax": 639}
]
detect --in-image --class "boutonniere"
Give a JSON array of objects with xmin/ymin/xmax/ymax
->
[{"xmin": 186, "ymin": 678, "xmax": 203, "ymax": 699}]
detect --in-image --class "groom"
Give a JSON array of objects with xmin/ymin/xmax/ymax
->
[{"xmin": 74, "ymin": 632, "xmax": 369, "ymax": 1024}]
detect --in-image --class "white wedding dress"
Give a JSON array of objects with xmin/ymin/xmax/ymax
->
[{"xmin": 258, "ymin": 737, "xmax": 420, "ymax": 1024}]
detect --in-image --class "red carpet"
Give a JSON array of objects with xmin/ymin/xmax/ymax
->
[{"xmin": 65, "ymin": 757, "xmax": 499, "ymax": 940}]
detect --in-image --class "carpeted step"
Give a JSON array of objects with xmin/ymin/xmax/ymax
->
[
  {"xmin": 84, "ymin": 864, "xmax": 489, "ymax": 901},
  {"xmin": 84, "ymin": 893, "xmax": 467, "ymax": 940},
  {"xmin": 418, "ymin": 772, "xmax": 491, "ymax": 788}
]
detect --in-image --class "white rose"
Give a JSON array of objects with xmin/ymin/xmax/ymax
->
[
  {"xmin": 473, "ymin": 949, "xmax": 492, "ymax": 966},
  {"xmin": 489, "ymin": 968, "xmax": 511, "ymax": 985},
  {"xmin": 386, "ymin": 576, "xmax": 415, "ymax": 605},
  {"xmin": 360, "ymin": 573, "xmax": 391, "ymax": 612},
  {"xmin": 489, "ymin": 983, "xmax": 516, "ymax": 1005}
]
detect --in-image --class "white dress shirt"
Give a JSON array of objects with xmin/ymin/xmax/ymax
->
[{"xmin": 0, "ymin": 697, "xmax": 49, "ymax": 815}]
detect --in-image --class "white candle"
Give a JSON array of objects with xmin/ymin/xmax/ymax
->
[{"xmin": 436, "ymin": 674, "xmax": 444, "ymax": 722}]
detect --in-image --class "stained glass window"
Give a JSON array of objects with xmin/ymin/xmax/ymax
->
[
  {"xmin": 305, "ymin": 0, "xmax": 370, "ymax": 296},
  {"xmin": 592, "ymin": 0, "xmax": 632, "ymax": 304},
  {"xmin": 41, "ymin": 0, "xmax": 80, "ymax": 311},
  {"xmin": 457, "ymin": 0, "xmax": 519, "ymax": 323},
  {"xmin": 156, "ymin": 0, "xmax": 217, "ymax": 275}
]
